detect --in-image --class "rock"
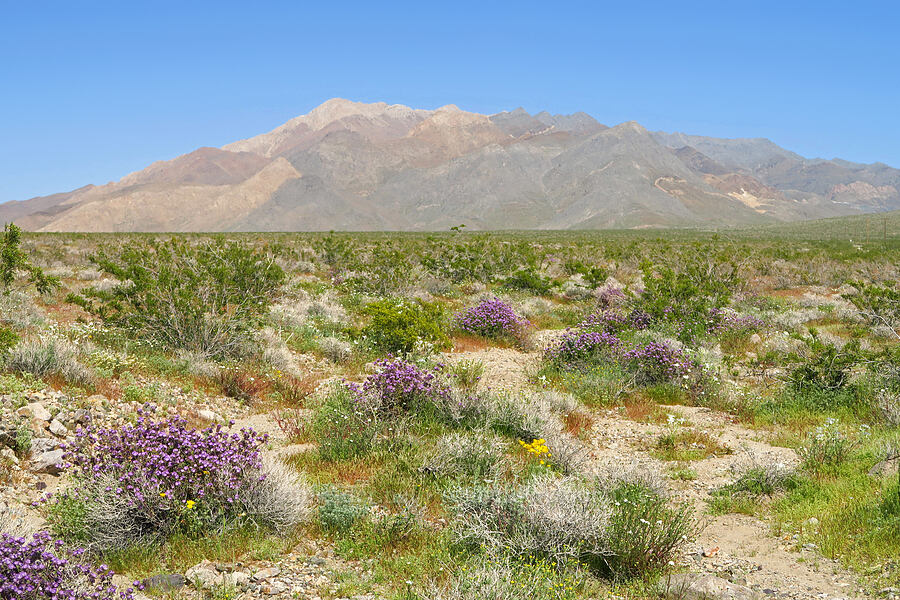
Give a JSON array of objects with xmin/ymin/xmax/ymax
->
[
  {"xmin": 31, "ymin": 449, "xmax": 65, "ymax": 474},
  {"xmin": 142, "ymin": 574, "xmax": 187, "ymax": 591},
  {"xmin": 186, "ymin": 560, "xmax": 220, "ymax": 588},
  {"xmin": 663, "ymin": 574, "xmax": 759, "ymax": 600},
  {"xmin": 30, "ymin": 437, "xmax": 57, "ymax": 454},
  {"xmin": 253, "ymin": 566, "xmax": 281, "ymax": 581},
  {"xmin": 869, "ymin": 457, "xmax": 899, "ymax": 478},
  {"xmin": 48, "ymin": 419, "xmax": 68, "ymax": 437},
  {"xmin": 17, "ymin": 403, "xmax": 51, "ymax": 422},
  {"xmin": 222, "ymin": 572, "xmax": 250, "ymax": 588},
  {"xmin": 0, "ymin": 447, "xmax": 18, "ymax": 466},
  {"xmin": 198, "ymin": 409, "xmax": 223, "ymax": 423},
  {"xmin": 263, "ymin": 581, "xmax": 288, "ymax": 595},
  {"xmin": 72, "ymin": 409, "xmax": 93, "ymax": 426}
]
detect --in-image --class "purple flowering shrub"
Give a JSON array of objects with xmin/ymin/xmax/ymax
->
[
  {"xmin": 623, "ymin": 342, "xmax": 697, "ymax": 385},
  {"xmin": 707, "ymin": 308, "xmax": 766, "ymax": 335},
  {"xmin": 0, "ymin": 531, "xmax": 135, "ymax": 600},
  {"xmin": 544, "ymin": 329, "xmax": 622, "ymax": 368},
  {"xmin": 349, "ymin": 358, "xmax": 452, "ymax": 417},
  {"xmin": 454, "ymin": 297, "xmax": 530, "ymax": 345},
  {"xmin": 48, "ymin": 407, "xmax": 309, "ymax": 550}
]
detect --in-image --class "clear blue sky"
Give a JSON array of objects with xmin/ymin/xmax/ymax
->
[{"xmin": 2, "ymin": 0, "xmax": 898, "ymax": 203}]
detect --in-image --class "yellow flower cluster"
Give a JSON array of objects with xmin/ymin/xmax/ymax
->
[
  {"xmin": 519, "ymin": 438, "xmax": 551, "ymax": 464},
  {"xmin": 185, "ymin": 500, "xmax": 196, "ymax": 510}
]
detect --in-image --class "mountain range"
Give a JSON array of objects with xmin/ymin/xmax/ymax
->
[{"xmin": 4, "ymin": 99, "xmax": 899, "ymax": 231}]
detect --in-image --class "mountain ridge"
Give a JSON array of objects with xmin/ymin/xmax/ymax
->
[{"xmin": 4, "ymin": 99, "xmax": 899, "ymax": 231}]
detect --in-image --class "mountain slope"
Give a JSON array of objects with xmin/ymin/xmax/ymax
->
[{"xmin": 5, "ymin": 99, "xmax": 899, "ymax": 232}]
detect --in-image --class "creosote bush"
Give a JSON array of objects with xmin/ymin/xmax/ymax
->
[
  {"xmin": 359, "ymin": 298, "xmax": 449, "ymax": 355},
  {"xmin": 48, "ymin": 407, "xmax": 310, "ymax": 550},
  {"xmin": 67, "ymin": 239, "xmax": 284, "ymax": 359}
]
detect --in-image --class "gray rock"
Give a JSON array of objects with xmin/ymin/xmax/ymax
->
[
  {"xmin": 186, "ymin": 561, "xmax": 220, "ymax": 588},
  {"xmin": 17, "ymin": 403, "xmax": 51, "ymax": 422},
  {"xmin": 30, "ymin": 437, "xmax": 57, "ymax": 454},
  {"xmin": 142, "ymin": 574, "xmax": 187, "ymax": 591},
  {"xmin": 253, "ymin": 566, "xmax": 281, "ymax": 581},
  {"xmin": 663, "ymin": 574, "xmax": 759, "ymax": 600},
  {"xmin": 49, "ymin": 419, "xmax": 68, "ymax": 437},
  {"xmin": 31, "ymin": 449, "xmax": 65, "ymax": 474},
  {"xmin": 72, "ymin": 409, "xmax": 93, "ymax": 426}
]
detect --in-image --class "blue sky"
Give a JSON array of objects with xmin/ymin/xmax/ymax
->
[{"xmin": 2, "ymin": 0, "xmax": 898, "ymax": 203}]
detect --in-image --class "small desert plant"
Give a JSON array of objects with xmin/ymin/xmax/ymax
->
[
  {"xmin": 359, "ymin": 298, "xmax": 449, "ymax": 355},
  {"xmin": 709, "ymin": 463, "xmax": 797, "ymax": 514},
  {"xmin": 448, "ymin": 474, "xmax": 611, "ymax": 568},
  {"xmin": 798, "ymin": 418, "xmax": 869, "ymax": 471},
  {"xmin": 0, "ymin": 326, "xmax": 18, "ymax": 355},
  {"xmin": 431, "ymin": 555, "xmax": 583, "ymax": 600},
  {"xmin": 311, "ymin": 385, "xmax": 377, "ymax": 461},
  {"xmin": 543, "ymin": 329, "xmax": 622, "ymax": 370},
  {"xmin": 602, "ymin": 482, "xmax": 696, "ymax": 579},
  {"xmin": 348, "ymin": 358, "xmax": 451, "ymax": 419},
  {"xmin": 317, "ymin": 487, "xmax": 367, "ymax": 534},
  {"xmin": 448, "ymin": 359, "xmax": 484, "ymax": 391}
]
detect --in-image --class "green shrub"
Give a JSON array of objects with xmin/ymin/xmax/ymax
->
[
  {"xmin": 788, "ymin": 332, "xmax": 861, "ymax": 393},
  {"xmin": 0, "ymin": 326, "xmax": 18, "ymax": 354},
  {"xmin": 1, "ymin": 223, "xmax": 59, "ymax": 295},
  {"xmin": 638, "ymin": 252, "xmax": 739, "ymax": 343},
  {"xmin": 311, "ymin": 386, "xmax": 376, "ymax": 461},
  {"xmin": 318, "ymin": 488, "xmax": 367, "ymax": 533},
  {"xmin": 360, "ymin": 298, "xmax": 449, "ymax": 355},
  {"xmin": 67, "ymin": 239, "xmax": 284, "ymax": 359},
  {"xmin": 502, "ymin": 269, "xmax": 553, "ymax": 294},
  {"xmin": 602, "ymin": 482, "xmax": 696, "ymax": 579}
]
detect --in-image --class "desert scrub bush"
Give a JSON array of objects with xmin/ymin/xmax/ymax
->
[
  {"xmin": 0, "ymin": 530, "xmax": 136, "ymax": 600},
  {"xmin": 5, "ymin": 335, "xmax": 94, "ymax": 386},
  {"xmin": 421, "ymin": 430, "xmax": 506, "ymax": 480},
  {"xmin": 623, "ymin": 341, "xmax": 699, "ymax": 387},
  {"xmin": 786, "ymin": 332, "xmax": 861, "ymax": 394},
  {"xmin": 431, "ymin": 554, "xmax": 584, "ymax": 600},
  {"xmin": 359, "ymin": 297, "xmax": 449, "ymax": 355},
  {"xmin": 847, "ymin": 280, "xmax": 900, "ymax": 341},
  {"xmin": 543, "ymin": 329, "xmax": 622, "ymax": 370},
  {"xmin": 448, "ymin": 474, "xmax": 694, "ymax": 580},
  {"xmin": 48, "ymin": 408, "xmax": 310, "ymax": 551},
  {"xmin": 637, "ymin": 254, "xmax": 739, "ymax": 343},
  {"xmin": 1, "ymin": 223, "xmax": 59, "ymax": 296},
  {"xmin": 453, "ymin": 297, "xmax": 530, "ymax": 346},
  {"xmin": 311, "ymin": 385, "xmax": 377, "ymax": 461},
  {"xmin": 0, "ymin": 326, "xmax": 18, "ymax": 355},
  {"xmin": 67, "ymin": 239, "xmax": 284, "ymax": 359},
  {"xmin": 501, "ymin": 268, "xmax": 554, "ymax": 295},
  {"xmin": 448, "ymin": 474, "xmax": 611, "ymax": 568}
]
